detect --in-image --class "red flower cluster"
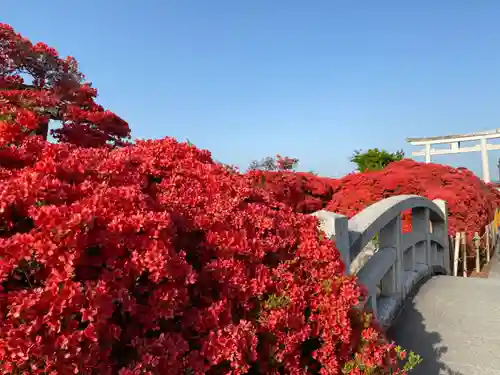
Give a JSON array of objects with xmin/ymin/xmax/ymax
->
[
  {"xmin": 486, "ymin": 182, "xmax": 500, "ymax": 208},
  {"xmin": 0, "ymin": 137, "xmax": 406, "ymax": 374},
  {"xmin": 245, "ymin": 171, "xmax": 337, "ymax": 214},
  {"xmin": 327, "ymin": 159, "xmax": 499, "ymax": 246},
  {"xmin": 0, "ymin": 23, "xmax": 131, "ymax": 149}
]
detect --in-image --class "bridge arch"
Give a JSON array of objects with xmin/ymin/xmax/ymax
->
[{"xmin": 312, "ymin": 195, "xmax": 450, "ymax": 327}]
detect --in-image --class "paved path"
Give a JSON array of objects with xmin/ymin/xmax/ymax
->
[
  {"xmin": 388, "ymin": 275, "xmax": 500, "ymax": 375},
  {"xmin": 487, "ymin": 253, "xmax": 500, "ymax": 279}
]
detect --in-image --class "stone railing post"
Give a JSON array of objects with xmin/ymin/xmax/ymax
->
[
  {"xmin": 378, "ymin": 215, "xmax": 404, "ymax": 298},
  {"xmin": 432, "ymin": 199, "xmax": 451, "ymax": 274},
  {"xmin": 312, "ymin": 210, "xmax": 350, "ymax": 274},
  {"xmin": 412, "ymin": 207, "xmax": 431, "ymax": 267}
]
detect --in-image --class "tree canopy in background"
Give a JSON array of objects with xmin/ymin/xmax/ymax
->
[
  {"xmin": 248, "ymin": 154, "xmax": 299, "ymax": 171},
  {"xmin": 350, "ymin": 148, "xmax": 405, "ymax": 172},
  {"xmin": 0, "ymin": 23, "xmax": 130, "ymax": 149}
]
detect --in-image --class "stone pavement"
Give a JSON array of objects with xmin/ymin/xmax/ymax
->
[
  {"xmin": 388, "ymin": 275, "xmax": 500, "ymax": 375},
  {"xmin": 487, "ymin": 253, "xmax": 500, "ymax": 279}
]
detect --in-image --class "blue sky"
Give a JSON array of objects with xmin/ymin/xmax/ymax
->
[{"xmin": 3, "ymin": 1, "xmax": 500, "ymax": 178}]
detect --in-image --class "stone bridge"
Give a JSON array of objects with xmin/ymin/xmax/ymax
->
[{"xmin": 312, "ymin": 195, "xmax": 500, "ymax": 375}]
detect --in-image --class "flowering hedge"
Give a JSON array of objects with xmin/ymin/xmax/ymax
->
[
  {"xmin": 486, "ymin": 182, "xmax": 500, "ymax": 208},
  {"xmin": 246, "ymin": 170, "xmax": 338, "ymax": 214},
  {"xmin": 0, "ymin": 138, "xmax": 409, "ymax": 374},
  {"xmin": 327, "ymin": 159, "xmax": 499, "ymax": 247},
  {"xmin": 247, "ymin": 160, "xmax": 500, "ymax": 247}
]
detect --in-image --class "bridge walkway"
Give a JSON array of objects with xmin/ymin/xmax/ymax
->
[{"xmin": 388, "ymin": 275, "xmax": 500, "ymax": 375}]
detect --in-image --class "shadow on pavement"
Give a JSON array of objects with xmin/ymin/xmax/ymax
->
[{"xmin": 386, "ymin": 279, "xmax": 465, "ymax": 375}]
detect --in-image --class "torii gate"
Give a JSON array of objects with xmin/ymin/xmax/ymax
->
[{"xmin": 407, "ymin": 129, "xmax": 500, "ymax": 183}]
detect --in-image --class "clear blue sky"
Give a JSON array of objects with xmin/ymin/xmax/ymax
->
[{"xmin": 4, "ymin": 1, "xmax": 500, "ymax": 178}]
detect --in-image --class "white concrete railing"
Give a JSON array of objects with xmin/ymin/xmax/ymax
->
[{"xmin": 312, "ymin": 195, "xmax": 450, "ymax": 327}]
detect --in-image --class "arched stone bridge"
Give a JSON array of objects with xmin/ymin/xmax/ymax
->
[{"xmin": 313, "ymin": 196, "xmax": 500, "ymax": 375}]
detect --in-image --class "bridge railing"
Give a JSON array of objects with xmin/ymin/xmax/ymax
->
[{"xmin": 312, "ymin": 195, "xmax": 450, "ymax": 327}]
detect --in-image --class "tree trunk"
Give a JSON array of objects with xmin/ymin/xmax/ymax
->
[{"xmin": 35, "ymin": 118, "xmax": 49, "ymax": 140}]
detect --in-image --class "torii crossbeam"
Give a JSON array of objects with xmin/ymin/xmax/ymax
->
[{"xmin": 407, "ymin": 129, "xmax": 500, "ymax": 183}]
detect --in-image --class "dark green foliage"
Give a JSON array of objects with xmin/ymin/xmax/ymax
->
[{"xmin": 350, "ymin": 148, "xmax": 405, "ymax": 172}]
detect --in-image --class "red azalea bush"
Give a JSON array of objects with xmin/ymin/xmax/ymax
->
[
  {"xmin": 327, "ymin": 159, "xmax": 499, "ymax": 247},
  {"xmin": 486, "ymin": 182, "xmax": 500, "ymax": 209},
  {"xmin": 0, "ymin": 137, "xmax": 409, "ymax": 374},
  {"xmin": 246, "ymin": 171, "xmax": 338, "ymax": 214}
]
